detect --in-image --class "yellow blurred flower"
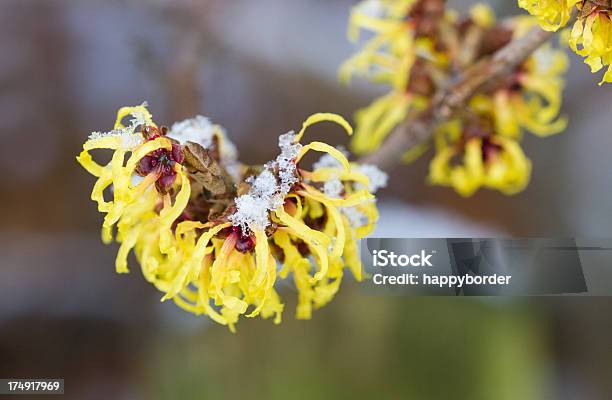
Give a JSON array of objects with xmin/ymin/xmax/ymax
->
[
  {"xmin": 340, "ymin": 0, "xmax": 419, "ymax": 89},
  {"xmin": 472, "ymin": 17, "xmax": 569, "ymax": 139},
  {"xmin": 427, "ymin": 16, "xmax": 565, "ymax": 196},
  {"xmin": 77, "ymin": 105, "xmax": 384, "ymax": 331},
  {"xmin": 340, "ymin": 0, "xmax": 447, "ymax": 155},
  {"xmin": 340, "ymin": 3, "xmax": 568, "ymax": 197},
  {"xmin": 519, "ymin": 0, "xmax": 612, "ymax": 84},
  {"xmin": 429, "ymin": 119, "xmax": 532, "ymax": 197}
]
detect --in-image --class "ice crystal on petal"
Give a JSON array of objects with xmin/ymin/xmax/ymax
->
[
  {"xmin": 230, "ymin": 132, "xmax": 302, "ymax": 232},
  {"xmin": 278, "ymin": 131, "xmax": 297, "ymax": 151},
  {"xmin": 354, "ymin": 164, "xmax": 388, "ymax": 193},
  {"xmin": 128, "ymin": 105, "xmax": 149, "ymax": 127},
  {"xmin": 323, "ymin": 178, "xmax": 344, "ymax": 198},
  {"xmin": 276, "ymin": 132, "xmax": 302, "ymax": 193},
  {"xmin": 122, "ymin": 134, "xmax": 146, "ymax": 149},
  {"xmin": 168, "ymin": 115, "xmax": 215, "ymax": 149},
  {"xmin": 232, "ymin": 195, "xmax": 272, "ymax": 233},
  {"xmin": 341, "ymin": 206, "xmax": 369, "ymax": 229},
  {"xmin": 88, "ymin": 130, "xmax": 143, "ymax": 151},
  {"xmin": 87, "ymin": 104, "xmax": 152, "ymax": 150},
  {"xmin": 312, "ymin": 151, "xmax": 386, "ymax": 194},
  {"xmin": 312, "ymin": 147, "xmax": 349, "ymax": 170},
  {"xmin": 169, "ymin": 116, "xmax": 242, "ymax": 181},
  {"xmin": 250, "ymin": 170, "xmax": 278, "ymax": 198}
]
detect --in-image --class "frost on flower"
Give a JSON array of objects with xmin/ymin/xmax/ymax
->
[
  {"xmin": 168, "ymin": 115, "xmax": 216, "ymax": 149},
  {"xmin": 323, "ymin": 179, "xmax": 345, "ymax": 198},
  {"xmin": 87, "ymin": 102, "xmax": 151, "ymax": 150},
  {"xmin": 168, "ymin": 115, "xmax": 241, "ymax": 181},
  {"xmin": 312, "ymin": 148, "xmax": 348, "ymax": 170},
  {"xmin": 229, "ymin": 132, "xmax": 301, "ymax": 232},
  {"xmin": 341, "ymin": 206, "xmax": 370, "ymax": 230},
  {"xmin": 354, "ymin": 164, "xmax": 388, "ymax": 193},
  {"xmin": 231, "ymin": 170, "xmax": 282, "ymax": 232},
  {"xmin": 311, "ymin": 149, "xmax": 387, "ymax": 232},
  {"xmin": 77, "ymin": 105, "xmax": 382, "ymax": 331}
]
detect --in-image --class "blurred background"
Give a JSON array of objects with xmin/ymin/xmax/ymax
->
[{"xmin": 1, "ymin": 0, "xmax": 611, "ymax": 399}]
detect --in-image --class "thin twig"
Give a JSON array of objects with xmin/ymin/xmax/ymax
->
[{"xmin": 359, "ymin": 26, "xmax": 555, "ymax": 171}]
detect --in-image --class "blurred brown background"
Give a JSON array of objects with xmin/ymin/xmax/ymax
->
[{"xmin": 1, "ymin": 0, "xmax": 611, "ymax": 399}]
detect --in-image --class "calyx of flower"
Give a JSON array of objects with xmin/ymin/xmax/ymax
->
[{"xmin": 182, "ymin": 141, "xmax": 236, "ymax": 199}]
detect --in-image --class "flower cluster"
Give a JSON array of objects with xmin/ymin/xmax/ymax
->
[
  {"xmin": 340, "ymin": 0, "xmax": 447, "ymax": 154},
  {"xmin": 519, "ymin": 0, "xmax": 612, "ymax": 84},
  {"xmin": 342, "ymin": 1, "xmax": 568, "ymax": 196},
  {"xmin": 77, "ymin": 104, "xmax": 385, "ymax": 331}
]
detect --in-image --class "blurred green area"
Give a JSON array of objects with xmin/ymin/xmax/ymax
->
[{"xmin": 146, "ymin": 288, "xmax": 548, "ymax": 400}]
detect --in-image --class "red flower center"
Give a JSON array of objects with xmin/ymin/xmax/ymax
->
[
  {"xmin": 220, "ymin": 225, "xmax": 256, "ymax": 253},
  {"xmin": 135, "ymin": 125, "xmax": 185, "ymax": 193}
]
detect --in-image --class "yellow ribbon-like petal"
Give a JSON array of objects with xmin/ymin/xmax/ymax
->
[{"xmin": 294, "ymin": 113, "xmax": 353, "ymax": 143}]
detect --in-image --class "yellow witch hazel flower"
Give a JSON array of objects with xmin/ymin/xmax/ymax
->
[
  {"xmin": 77, "ymin": 104, "xmax": 385, "ymax": 331},
  {"xmin": 476, "ymin": 17, "xmax": 569, "ymax": 139},
  {"xmin": 427, "ymin": 15, "xmax": 566, "ymax": 197},
  {"xmin": 426, "ymin": 16, "xmax": 563, "ymax": 197},
  {"xmin": 339, "ymin": 2, "xmax": 568, "ymax": 197},
  {"xmin": 429, "ymin": 117, "xmax": 532, "ymax": 197},
  {"xmin": 340, "ymin": 0, "xmax": 448, "ymax": 155},
  {"xmin": 517, "ymin": 0, "xmax": 579, "ymax": 30},
  {"xmin": 340, "ymin": 0, "xmax": 419, "ymax": 87},
  {"xmin": 519, "ymin": 0, "xmax": 612, "ymax": 84}
]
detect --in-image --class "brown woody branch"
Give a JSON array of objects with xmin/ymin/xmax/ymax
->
[{"xmin": 359, "ymin": 25, "xmax": 555, "ymax": 171}]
